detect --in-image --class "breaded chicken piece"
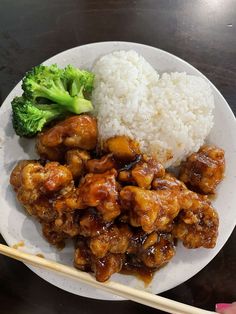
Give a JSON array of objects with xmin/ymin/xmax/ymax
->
[
  {"xmin": 78, "ymin": 169, "xmax": 121, "ymax": 221},
  {"xmin": 120, "ymin": 186, "xmax": 180, "ymax": 233},
  {"xmin": 179, "ymin": 145, "xmax": 225, "ymax": 194},
  {"xmin": 127, "ymin": 231, "xmax": 175, "ymax": 269},
  {"xmin": 173, "ymin": 199, "xmax": 219, "ymax": 249},
  {"xmin": 92, "ymin": 253, "xmax": 124, "ymax": 282},
  {"xmin": 86, "ymin": 154, "xmax": 116, "ymax": 173},
  {"xmin": 89, "ymin": 224, "xmax": 132, "ymax": 258},
  {"xmin": 36, "ymin": 115, "xmax": 97, "ymax": 161},
  {"xmin": 152, "ymin": 172, "xmax": 196, "ymax": 210},
  {"xmin": 118, "ymin": 154, "xmax": 165, "ymax": 189},
  {"xmin": 10, "ymin": 160, "xmax": 35, "ymax": 190},
  {"xmin": 103, "ymin": 135, "xmax": 140, "ymax": 161},
  {"xmin": 153, "ymin": 172, "xmax": 219, "ymax": 248},
  {"xmin": 131, "ymin": 155, "xmax": 165, "ymax": 189},
  {"xmin": 10, "ymin": 161, "xmax": 73, "ymax": 206},
  {"xmin": 10, "ymin": 160, "xmax": 80, "ymax": 245},
  {"xmin": 65, "ymin": 149, "xmax": 91, "ymax": 179},
  {"xmin": 74, "ymin": 237, "xmax": 124, "ymax": 282}
]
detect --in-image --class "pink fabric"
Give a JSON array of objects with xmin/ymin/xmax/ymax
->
[{"xmin": 216, "ymin": 303, "xmax": 236, "ymax": 314}]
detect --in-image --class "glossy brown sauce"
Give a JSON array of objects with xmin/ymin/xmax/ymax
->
[{"xmin": 120, "ymin": 264, "xmax": 154, "ymax": 286}]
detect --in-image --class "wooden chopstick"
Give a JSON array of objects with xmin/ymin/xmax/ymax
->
[{"xmin": 0, "ymin": 244, "xmax": 216, "ymax": 314}]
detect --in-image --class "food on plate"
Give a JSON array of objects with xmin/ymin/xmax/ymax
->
[
  {"xmin": 118, "ymin": 154, "xmax": 165, "ymax": 189},
  {"xmin": 173, "ymin": 198, "xmax": 219, "ymax": 249},
  {"xmin": 92, "ymin": 50, "xmax": 214, "ymax": 167},
  {"xmin": 179, "ymin": 145, "xmax": 225, "ymax": 194},
  {"xmin": 11, "ymin": 96, "xmax": 66, "ymax": 137},
  {"xmin": 86, "ymin": 153, "xmax": 116, "ymax": 174},
  {"xmin": 78, "ymin": 169, "xmax": 121, "ymax": 221},
  {"xmin": 66, "ymin": 149, "xmax": 91, "ymax": 180},
  {"xmin": 9, "ymin": 50, "xmax": 225, "ymax": 283},
  {"xmin": 11, "ymin": 64, "xmax": 94, "ymax": 137},
  {"xmin": 103, "ymin": 135, "xmax": 140, "ymax": 161},
  {"xmin": 10, "ymin": 115, "xmax": 224, "ymax": 282},
  {"xmin": 36, "ymin": 115, "xmax": 97, "ymax": 161}
]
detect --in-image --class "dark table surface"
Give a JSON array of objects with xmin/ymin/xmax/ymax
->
[{"xmin": 0, "ymin": 1, "xmax": 236, "ymax": 313}]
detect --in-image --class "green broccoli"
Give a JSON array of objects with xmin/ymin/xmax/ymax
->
[
  {"xmin": 63, "ymin": 65, "xmax": 94, "ymax": 96},
  {"xmin": 11, "ymin": 96, "xmax": 66, "ymax": 137},
  {"xmin": 22, "ymin": 64, "xmax": 94, "ymax": 114}
]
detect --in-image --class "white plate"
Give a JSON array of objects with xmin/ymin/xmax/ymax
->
[{"xmin": 0, "ymin": 41, "xmax": 236, "ymax": 300}]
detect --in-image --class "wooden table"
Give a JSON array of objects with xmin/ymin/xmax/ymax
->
[{"xmin": 0, "ymin": 1, "xmax": 235, "ymax": 313}]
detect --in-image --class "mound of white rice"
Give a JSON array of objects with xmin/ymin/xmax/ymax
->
[{"xmin": 92, "ymin": 50, "xmax": 214, "ymax": 167}]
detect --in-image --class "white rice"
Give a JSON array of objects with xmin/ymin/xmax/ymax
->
[{"xmin": 92, "ymin": 50, "xmax": 214, "ymax": 168}]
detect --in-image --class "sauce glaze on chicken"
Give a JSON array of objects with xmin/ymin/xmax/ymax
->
[{"xmin": 10, "ymin": 115, "xmax": 225, "ymax": 282}]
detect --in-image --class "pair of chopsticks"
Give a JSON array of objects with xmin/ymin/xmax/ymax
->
[{"xmin": 0, "ymin": 244, "xmax": 216, "ymax": 314}]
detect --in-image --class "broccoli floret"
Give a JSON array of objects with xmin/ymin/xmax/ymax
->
[
  {"xmin": 11, "ymin": 96, "xmax": 65, "ymax": 137},
  {"xmin": 63, "ymin": 65, "xmax": 94, "ymax": 96},
  {"xmin": 22, "ymin": 64, "xmax": 93, "ymax": 114}
]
